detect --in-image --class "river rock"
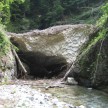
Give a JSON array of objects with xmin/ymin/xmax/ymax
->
[
  {"xmin": 0, "ymin": 85, "xmax": 75, "ymax": 108},
  {"xmin": 78, "ymin": 105, "xmax": 86, "ymax": 108},
  {"xmin": 66, "ymin": 77, "xmax": 78, "ymax": 85}
]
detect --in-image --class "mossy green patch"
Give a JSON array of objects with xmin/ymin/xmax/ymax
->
[{"xmin": 0, "ymin": 27, "xmax": 11, "ymax": 56}]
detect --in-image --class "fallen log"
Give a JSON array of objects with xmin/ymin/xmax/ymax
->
[{"xmin": 11, "ymin": 47, "xmax": 27, "ymax": 78}]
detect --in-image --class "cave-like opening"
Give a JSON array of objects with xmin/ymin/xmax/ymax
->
[{"xmin": 17, "ymin": 51, "xmax": 67, "ymax": 79}]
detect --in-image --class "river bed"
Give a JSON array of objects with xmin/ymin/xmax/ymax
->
[
  {"xmin": 40, "ymin": 86, "xmax": 108, "ymax": 108},
  {"xmin": 1, "ymin": 79, "xmax": 107, "ymax": 108},
  {"xmin": 29, "ymin": 79, "xmax": 108, "ymax": 108}
]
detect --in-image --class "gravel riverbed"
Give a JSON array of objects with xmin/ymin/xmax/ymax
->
[{"xmin": 0, "ymin": 84, "xmax": 84, "ymax": 108}]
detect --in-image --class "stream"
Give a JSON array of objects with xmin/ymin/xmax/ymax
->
[
  {"xmin": 41, "ymin": 86, "xmax": 108, "ymax": 108},
  {"xmin": 0, "ymin": 79, "xmax": 108, "ymax": 107},
  {"xmin": 29, "ymin": 79, "xmax": 108, "ymax": 108}
]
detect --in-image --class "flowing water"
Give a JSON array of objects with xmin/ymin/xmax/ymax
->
[
  {"xmin": 17, "ymin": 80, "xmax": 108, "ymax": 108},
  {"xmin": 36, "ymin": 85, "xmax": 108, "ymax": 108}
]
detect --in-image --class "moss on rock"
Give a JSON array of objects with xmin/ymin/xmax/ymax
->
[{"xmin": 0, "ymin": 26, "xmax": 16, "ymax": 84}]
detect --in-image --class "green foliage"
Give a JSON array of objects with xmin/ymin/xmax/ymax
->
[
  {"xmin": 0, "ymin": 0, "xmax": 25, "ymax": 55},
  {"xmin": 97, "ymin": 3, "xmax": 108, "ymax": 27},
  {"xmin": 80, "ymin": 2, "xmax": 108, "ymax": 57},
  {"xmin": 96, "ymin": 2, "xmax": 108, "ymax": 40},
  {"xmin": 77, "ymin": 2, "xmax": 108, "ymax": 85},
  {"xmin": 96, "ymin": 2, "xmax": 108, "ymax": 38},
  {"xmin": 6, "ymin": 0, "xmax": 104, "ymax": 32},
  {"xmin": 0, "ymin": 0, "xmax": 25, "ymax": 25},
  {"xmin": 0, "ymin": 26, "xmax": 11, "ymax": 55}
]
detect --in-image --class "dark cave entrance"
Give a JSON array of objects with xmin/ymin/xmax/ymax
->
[{"xmin": 17, "ymin": 51, "xmax": 68, "ymax": 79}]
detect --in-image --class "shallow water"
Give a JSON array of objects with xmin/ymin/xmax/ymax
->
[{"xmin": 38, "ymin": 85, "xmax": 108, "ymax": 108}]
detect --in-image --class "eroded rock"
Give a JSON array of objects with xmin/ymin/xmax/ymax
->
[
  {"xmin": 8, "ymin": 24, "xmax": 96, "ymax": 78},
  {"xmin": 9, "ymin": 24, "xmax": 95, "ymax": 64}
]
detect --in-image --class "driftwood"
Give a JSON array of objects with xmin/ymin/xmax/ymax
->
[
  {"xmin": 12, "ymin": 48, "xmax": 27, "ymax": 77},
  {"xmin": 61, "ymin": 62, "xmax": 74, "ymax": 81},
  {"xmin": 45, "ymin": 85, "xmax": 64, "ymax": 90}
]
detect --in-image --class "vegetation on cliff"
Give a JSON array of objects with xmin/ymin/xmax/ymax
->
[
  {"xmin": 0, "ymin": 26, "xmax": 10, "ymax": 55},
  {"xmin": 0, "ymin": 0, "xmax": 24, "ymax": 55},
  {"xmin": 75, "ymin": 2, "xmax": 108, "ymax": 87}
]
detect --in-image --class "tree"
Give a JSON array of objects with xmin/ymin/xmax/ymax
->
[{"xmin": 0, "ymin": 0, "xmax": 25, "ymax": 25}]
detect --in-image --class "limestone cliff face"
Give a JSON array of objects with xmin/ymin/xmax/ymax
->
[{"xmin": 9, "ymin": 24, "xmax": 95, "ymax": 64}]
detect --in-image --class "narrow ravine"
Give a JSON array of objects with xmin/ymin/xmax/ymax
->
[
  {"xmin": 1, "ymin": 1, "xmax": 108, "ymax": 108},
  {"xmin": 3, "ymin": 24, "xmax": 108, "ymax": 108}
]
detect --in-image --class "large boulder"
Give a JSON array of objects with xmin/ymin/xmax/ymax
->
[
  {"xmin": 8, "ymin": 24, "xmax": 96, "ymax": 76},
  {"xmin": 9, "ymin": 24, "xmax": 95, "ymax": 64},
  {"xmin": 8, "ymin": 24, "xmax": 96, "ymax": 78}
]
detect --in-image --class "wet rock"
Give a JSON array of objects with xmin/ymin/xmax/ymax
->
[
  {"xmin": 78, "ymin": 105, "xmax": 86, "ymax": 108},
  {"xmin": 66, "ymin": 77, "xmax": 78, "ymax": 85}
]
